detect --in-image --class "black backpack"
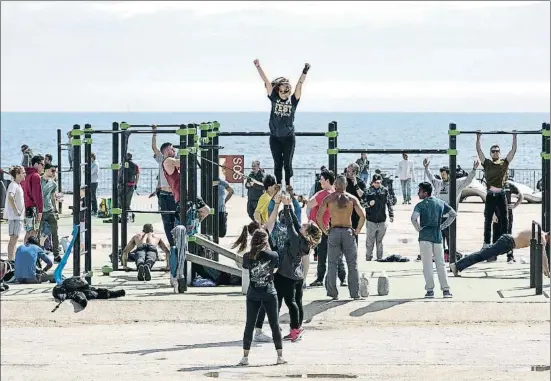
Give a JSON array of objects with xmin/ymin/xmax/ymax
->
[{"xmin": 119, "ymin": 160, "xmax": 138, "ymax": 184}]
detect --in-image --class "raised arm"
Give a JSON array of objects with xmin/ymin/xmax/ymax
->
[
  {"xmin": 423, "ymin": 158, "xmax": 437, "ymax": 184},
  {"xmin": 505, "ymin": 132, "xmax": 517, "ymax": 163},
  {"xmin": 151, "ymin": 125, "xmax": 161, "ymax": 157},
  {"xmin": 267, "ymin": 193, "xmax": 282, "ymax": 233},
  {"xmin": 352, "ymin": 196, "xmax": 366, "ymax": 234},
  {"xmin": 476, "ymin": 132, "xmax": 486, "ymax": 162},
  {"xmin": 294, "ymin": 63, "xmax": 310, "ymax": 100},
  {"xmin": 283, "ymin": 198, "xmax": 300, "ymax": 242},
  {"xmin": 253, "ymin": 59, "xmax": 273, "ymax": 95}
]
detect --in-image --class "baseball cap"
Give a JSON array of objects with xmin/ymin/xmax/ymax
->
[{"xmin": 45, "ymin": 163, "xmax": 58, "ymax": 170}]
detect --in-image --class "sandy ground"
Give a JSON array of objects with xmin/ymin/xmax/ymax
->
[{"xmin": 1, "ymin": 196, "xmax": 550, "ymax": 380}]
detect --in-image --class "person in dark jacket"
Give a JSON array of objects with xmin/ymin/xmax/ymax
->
[
  {"xmin": 246, "ymin": 160, "xmax": 265, "ymax": 221},
  {"xmin": 267, "ymin": 192, "xmax": 321, "ymax": 342},
  {"xmin": 364, "ymin": 174, "xmax": 394, "ymax": 261}
]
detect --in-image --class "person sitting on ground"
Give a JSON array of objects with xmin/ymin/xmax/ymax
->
[
  {"xmin": 14, "ymin": 236, "xmax": 53, "ymax": 284},
  {"xmin": 451, "ymin": 227, "xmax": 549, "ymax": 277},
  {"xmin": 317, "ymin": 175, "xmax": 366, "ymax": 300},
  {"xmin": 121, "ymin": 223, "xmax": 171, "ymax": 281}
]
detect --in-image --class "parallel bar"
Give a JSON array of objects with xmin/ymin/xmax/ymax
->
[
  {"xmin": 56, "ymin": 129, "xmax": 63, "ymax": 213},
  {"xmin": 84, "ymin": 126, "xmax": 92, "ymax": 284},
  {"xmin": 186, "ymin": 253, "xmax": 241, "ymax": 277},
  {"xmin": 87, "ymin": 129, "xmax": 177, "ymax": 134},
  {"xmin": 120, "ymin": 131, "xmax": 128, "ymax": 249},
  {"xmin": 111, "ymin": 122, "xmax": 120, "ymax": 271},
  {"xmin": 459, "ymin": 130, "xmax": 540, "ymax": 135},
  {"xmin": 72, "ymin": 124, "xmax": 81, "ymax": 276},
  {"xmin": 448, "ymin": 123, "xmax": 458, "ymax": 264},
  {"xmin": 217, "ymin": 131, "xmax": 326, "ymax": 137},
  {"xmin": 339, "ymin": 148, "xmax": 448, "ymax": 155},
  {"xmin": 195, "ymin": 234, "xmax": 243, "ymax": 264}
]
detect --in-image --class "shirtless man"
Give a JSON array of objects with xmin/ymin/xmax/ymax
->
[
  {"xmin": 450, "ymin": 227, "xmax": 550, "ymax": 277},
  {"xmin": 317, "ymin": 175, "xmax": 366, "ymax": 300},
  {"xmin": 121, "ymin": 223, "xmax": 171, "ymax": 281}
]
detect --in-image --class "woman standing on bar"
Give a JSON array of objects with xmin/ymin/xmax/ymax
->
[{"xmin": 253, "ymin": 59, "xmax": 310, "ymax": 191}]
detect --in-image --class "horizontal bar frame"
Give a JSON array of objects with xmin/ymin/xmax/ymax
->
[
  {"xmin": 217, "ymin": 131, "xmax": 326, "ymax": 137},
  {"xmin": 459, "ymin": 130, "xmax": 540, "ymax": 135},
  {"xmin": 339, "ymin": 148, "xmax": 448, "ymax": 154},
  {"xmin": 126, "ymin": 210, "xmax": 176, "ymax": 214}
]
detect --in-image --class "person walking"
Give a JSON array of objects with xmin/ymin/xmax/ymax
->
[
  {"xmin": 396, "ymin": 153, "xmax": 415, "ymax": 204},
  {"xmin": 364, "ymin": 174, "xmax": 394, "ymax": 261},
  {"xmin": 356, "ymin": 153, "xmax": 370, "ymax": 185},
  {"xmin": 410, "ymin": 182, "xmax": 457, "ymax": 298}
]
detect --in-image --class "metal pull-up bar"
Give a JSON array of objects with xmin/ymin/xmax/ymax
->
[
  {"xmin": 454, "ymin": 130, "xmax": 541, "ymax": 135},
  {"xmin": 337, "ymin": 148, "xmax": 449, "ymax": 155},
  {"xmin": 217, "ymin": 131, "xmax": 328, "ymax": 137}
]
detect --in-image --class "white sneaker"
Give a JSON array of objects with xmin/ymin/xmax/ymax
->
[
  {"xmin": 170, "ymin": 277, "xmax": 178, "ymax": 294},
  {"xmin": 254, "ymin": 331, "xmax": 272, "ymax": 342},
  {"xmin": 277, "ymin": 356, "xmax": 287, "ymax": 365},
  {"xmin": 238, "ymin": 357, "xmax": 249, "ymax": 366}
]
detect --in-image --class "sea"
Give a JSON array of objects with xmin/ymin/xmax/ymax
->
[{"xmin": 1, "ymin": 112, "xmax": 548, "ymax": 172}]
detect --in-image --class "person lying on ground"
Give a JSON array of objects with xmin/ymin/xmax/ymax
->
[{"xmin": 121, "ymin": 223, "xmax": 171, "ymax": 281}]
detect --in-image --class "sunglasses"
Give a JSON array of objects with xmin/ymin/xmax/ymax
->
[{"xmin": 491, "ymin": 150, "xmax": 500, "ymax": 153}]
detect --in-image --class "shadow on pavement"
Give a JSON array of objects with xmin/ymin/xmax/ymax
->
[
  {"xmin": 281, "ymin": 299, "xmax": 351, "ymax": 324},
  {"xmin": 179, "ymin": 364, "xmax": 278, "ymax": 373},
  {"xmin": 349, "ymin": 298, "xmax": 423, "ymax": 316}
]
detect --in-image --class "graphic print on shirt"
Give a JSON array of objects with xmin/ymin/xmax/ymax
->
[
  {"xmin": 440, "ymin": 181, "xmax": 449, "ymax": 195},
  {"xmin": 250, "ymin": 259, "xmax": 272, "ymax": 288},
  {"xmin": 274, "ymin": 98, "xmax": 293, "ymax": 117}
]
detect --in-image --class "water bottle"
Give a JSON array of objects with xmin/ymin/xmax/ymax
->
[
  {"xmin": 377, "ymin": 271, "xmax": 390, "ymax": 296},
  {"xmin": 360, "ymin": 273, "xmax": 369, "ymax": 297}
]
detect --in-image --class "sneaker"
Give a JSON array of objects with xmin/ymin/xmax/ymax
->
[
  {"xmin": 416, "ymin": 254, "xmax": 422, "ymax": 261},
  {"xmin": 507, "ymin": 254, "xmax": 516, "ymax": 264},
  {"xmin": 309, "ymin": 280, "xmax": 323, "ymax": 287},
  {"xmin": 340, "ymin": 281, "xmax": 347, "ymax": 287},
  {"xmin": 449, "ymin": 263, "xmax": 460, "ymax": 277},
  {"xmin": 424, "ymin": 290, "xmax": 435, "ymax": 299},
  {"xmin": 54, "ymin": 256, "xmax": 62, "ymax": 264},
  {"xmin": 366, "ymin": 257, "xmax": 373, "ymax": 261},
  {"xmin": 170, "ymin": 277, "xmax": 178, "ymax": 293},
  {"xmin": 137, "ymin": 264, "xmax": 145, "ymax": 281},
  {"xmin": 277, "ymin": 356, "xmax": 287, "ymax": 365},
  {"xmin": 254, "ymin": 331, "xmax": 272, "ymax": 343},
  {"xmin": 238, "ymin": 357, "xmax": 249, "ymax": 366},
  {"xmin": 329, "ymin": 295, "xmax": 339, "ymax": 301},
  {"xmin": 143, "ymin": 265, "xmax": 152, "ymax": 281},
  {"xmin": 443, "ymin": 290, "xmax": 453, "ymax": 298}
]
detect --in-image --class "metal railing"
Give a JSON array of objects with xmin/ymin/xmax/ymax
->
[{"xmin": 59, "ymin": 167, "xmax": 543, "ymax": 198}]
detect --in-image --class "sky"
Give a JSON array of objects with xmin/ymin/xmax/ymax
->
[{"xmin": 1, "ymin": 1, "xmax": 550, "ymax": 112}]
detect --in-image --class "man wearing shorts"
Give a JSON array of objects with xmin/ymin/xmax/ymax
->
[
  {"xmin": 4, "ymin": 166, "xmax": 26, "ymax": 260},
  {"xmin": 22, "ymin": 155, "xmax": 45, "ymax": 241}
]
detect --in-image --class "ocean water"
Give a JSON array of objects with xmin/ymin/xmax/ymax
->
[{"xmin": 1, "ymin": 112, "xmax": 547, "ymax": 171}]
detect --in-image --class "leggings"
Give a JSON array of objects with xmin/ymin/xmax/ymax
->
[
  {"xmin": 255, "ymin": 275, "xmax": 304, "ymax": 330},
  {"xmin": 243, "ymin": 294, "xmax": 282, "ymax": 350},
  {"xmin": 269, "ymin": 135, "xmax": 296, "ymax": 185}
]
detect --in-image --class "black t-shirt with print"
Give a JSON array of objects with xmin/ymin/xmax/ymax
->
[
  {"xmin": 268, "ymin": 89, "xmax": 299, "ymax": 137},
  {"xmin": 243, "ymin": 250, "xmax": 279, "ymax": 300}
]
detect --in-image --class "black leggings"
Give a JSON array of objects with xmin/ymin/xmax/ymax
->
[
  {"xmin": 294, "ymin": 279, "xmax": 304, "ymax": 327},
  {"xmin": 484, "ymin": 191, "xmax": 508, "ymax": 245},
  {"xmin": 255, "ymin": 275, "xmax": 304, "ymax": 330},
  {"xmin": 243, "ymin": 294, "xmax": 282, "ymax": 350},
  {"xmin": 269, "ymin": 135, "xmax": 296, "ymax": 185}
]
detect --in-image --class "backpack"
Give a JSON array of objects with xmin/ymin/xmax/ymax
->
[
  {"xmin": 98, "ymin": 198, "xmax": 112, "ymax": 218},
  {"xmin": 119, "ymin": 161, "xmax": 138, "ymax": 184}
]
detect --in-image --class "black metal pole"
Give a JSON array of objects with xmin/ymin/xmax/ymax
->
[
  {"xmin": 534, "ymin": 222, "xmax": 543, "ymax": 295},
  {"xmin": 200, "ymin": 123, "xmax": 208, "ymax": 235},
  {"xmin": 84, "ymin": 125, "xmax": 92, "ymax": 284},
  {"xmin": 187, "ymin": 124, "xmax": 197, "ymax": 256},
  {"xmin": 530, "ymin": 222, "xmax": 536, "ymax": 288},
  {"xmin": 206, "ymin": 123, "xmax": 214, "ymax": 237},
  {"xmin": 72, "ymin": 124, "xmax": 81, "ymax": 276},
  {"xmin": 212, "ymin": 121, "xmax": 220, "ymax": 250},
  {"xmin": 120, "ymin": 124, "xmax": 129, "ymax": 249},
  {"xmin": 448, "ymin": 123, "xmax": 458, "ymax": 264},
  {"xmin": 328, "ymin": 122, "xmax": 338, "ymax": 174},
  {"xmin": 543, "ymin": 123, "xmax": 550, "ymax": 264},
  {"xmin": 178, "ymin": 124, "xmax": 188, "ymax": 292},
  {"xmin": 56, "ymin": 129, "xmax": 63, "ymax": 213},
  {"xmin": 111, "ymin": 122, "xmax": 119, "ymax": 271}
]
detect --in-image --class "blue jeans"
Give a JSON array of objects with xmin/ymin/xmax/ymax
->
[
  {"xmin": 158, "ymin": 191, "xmax": 177, "ymax": 246},
  {"xmin": 456, "ymin": 234, "xmax": 515, "ymax": 272},
  {"xmin": 360, "ymin": 173, "xmax": 370, "ymax": 185},
  {"xmin": 400, "ymin": 179, "xmax": 411, "ymax": 201}
]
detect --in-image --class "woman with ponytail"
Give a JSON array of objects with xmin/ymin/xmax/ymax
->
[{"xmin": 239, "ymin": 229, "xmax": 285, "ymax": 366}]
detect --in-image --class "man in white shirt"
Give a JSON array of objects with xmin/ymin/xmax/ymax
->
[
  {"xmin": 396, "ymin": 153, "xmax": 415, "ymax": 204},
  {"xmin": 5, "ymin": 166, "xmax": 26, "ymax": 260}
]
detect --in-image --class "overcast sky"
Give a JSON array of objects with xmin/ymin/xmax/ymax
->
[{"xmin": 1, "ymin": 1, "xmax": 549, "ymax": 112}]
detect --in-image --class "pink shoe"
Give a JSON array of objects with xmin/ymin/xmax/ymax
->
[{"xmin": 285, "ymin": 328, "xmax": 301, "ymax": 342}]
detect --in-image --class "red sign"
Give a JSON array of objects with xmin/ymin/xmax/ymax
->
[{"xmin": 219, "ymin": 155, "xmax": 245, "ymax": 183}]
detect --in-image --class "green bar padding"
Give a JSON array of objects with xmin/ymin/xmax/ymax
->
[
  {"xmin": 120, "ymin": 122, "xmax": 130, "ymax": 130},
  {"xmin": 201, "ymin": 137, "xmax": 210, "ymax": 144},
  {"xmin": 327, "ymin": 148, "xmax": 338, "ymax": 155},
  {"xmin": 543, "ymin": 129, "xmax": 551, "ymax": 137},
  {"xmin": 179, "ymin": 148, "xmax": 189, "ymax": 156},
  {"xmin": 448, "ymin": 130, "xmax": 461, "ymax": 136},
  {"xmin": 71, "ymin": 139, "xmax": 82, "ymax": 146},
  {"xmin": 325, "ymin": 131, "xmax": 338, "ymax": 138},
  {"xmin": 71, "ymin": 130, "xmax": 83, "ymax": 136},
  {"xmin": 84, "ymin": 138, "xmax": 93, "ymax": 144},
  {"xmin": 111, "ymin": 163, "xmax": 121, "ymax": 170},
  {"xmin": 188, "ymin": 235, "xmax": 197, "ymax": 242},
  {"xmin": 124, "ymin": 162, "xmax": 129, "ymax": 168},
  {"xmin": 541, "ymin": 152, "xmax": 551, "ymax": 160},
  {"xmin": 447, "ymin": 149, "xmax": 458, "ymax": 156},
  {"xmin": 111, "ymin": 208, "xmax": 122, "ymax": 215},
  {"xmin": 188, "ymin": 128, "xmax": 197, "ymax": 136},
  {"xmin": 209, "ymin": 208, "xmax": 215, "ymax": 215},
  {"xmin": 200, "ymin": 123, "xmax": 210, "ymax": 131},
  {"xmin": 194, "ymin": 134, "xmax": 199, "ymax": 142},
  {"xmin": 212, "ymin": 121, "xmax": 220, "ymax": 129},
  {"xmin": 83, "ymin": 128, "xmax": 94, "ymax": 133},
  {"xmin": 207, "ymin": 131, "xmax": 217, "ymax": 138},
  {"xmin": 176, "ymin": 128, "xmax": 189, "ymax": 136}
]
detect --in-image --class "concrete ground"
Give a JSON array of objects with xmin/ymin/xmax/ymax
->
[{"xmin": 1, "ymin": 195, "xmax": 549, "ymax": 380}]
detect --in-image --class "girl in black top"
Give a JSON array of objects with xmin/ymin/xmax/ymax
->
[
  {"xmin": 253, "ymin": 59, "xmax": 311, "ymax": 191},
  {"xmin": 240, "ymin": 229, "xmax": 286, "ymax": 366}
]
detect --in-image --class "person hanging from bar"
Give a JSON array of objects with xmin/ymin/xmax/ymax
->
[
  {"xmin": 476, "ymin": 132, "xmax": 517, "ymax": 253},
  {"xmin": 450, "ymin": 228, "xmax": 549, "ymax": 277},
  {"xmin": 253, "ymin": 59, "xmax": 311, "ymax": 192}
]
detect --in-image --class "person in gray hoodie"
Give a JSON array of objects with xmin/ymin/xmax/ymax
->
[
  {"xmin": 267, "ymin": 192, "xmax": 322, "ymax": 343},
  {"xmin": 423, "ymin": 158, "xmax": 479, "ymax": 251},
  {"xmin": 20, "ymin": 145, "xmax": 34, "ymax": 168}
]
